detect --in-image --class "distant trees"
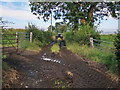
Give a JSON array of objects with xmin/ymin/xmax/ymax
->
[{"xmin": 0, "ymin": 17, "xmax": 14, "ymax": 29}]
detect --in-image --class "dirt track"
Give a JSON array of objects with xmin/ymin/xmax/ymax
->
[{"xmin": 3, "ymin": 46, "xmax": 119, "ymax": 88}]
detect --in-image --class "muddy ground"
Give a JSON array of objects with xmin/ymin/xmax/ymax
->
[{"xmin": 2, "ymin": 46, "xmax": 119, "ymax": 88}]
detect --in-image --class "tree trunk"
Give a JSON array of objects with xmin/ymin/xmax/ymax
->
[
  {"xmin": 73, "ymin": 2, "xmax": 79, "ymax": 34},
  {"xmin": 87, "ymin": 2, "xmax": 98, "ymax": 26},
  {"xmin": 73, "ymin": 19, "xmax": 79, "ymax": 34}
]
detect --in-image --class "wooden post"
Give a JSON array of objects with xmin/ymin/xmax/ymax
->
[
  {"xmin": 16, "ymin": 32, "xmax": 18, "ymax": 47},
  {"xmin": 16, "ymin": 32, "xmax": 19, "ymax": 53},
  {"xmin": 51, "ymin": 12, "xmax": 52, "ymax": 33},
  {"xmin": 30, "ymin": 32, "xmax": 32, "ymax": 43},
  {"xmin": 0, "ymin": 29, "xmax": 1, "ymax": 90},
  {"xmin": 90, "ymin": 37, "xmax": 94, "ymax": 48}
]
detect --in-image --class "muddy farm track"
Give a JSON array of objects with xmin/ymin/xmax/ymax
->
[{"xmin": 3, "ymin": 46, "xmax": 119, "ymax": 88}]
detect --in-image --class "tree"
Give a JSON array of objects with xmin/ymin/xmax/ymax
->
[
  {"xmin": 0, "ymin": 17, "xmax": 14, "ymax": 29},
  {"xmin": 114, "ymin": 30, "xmax": 120, "ymax": 76},
  {"xmin": 29, "ymin": 2, "xmax": 120, "ymax": 33},
  {"xmin": 55, "ymin": 22, "xmax": 68, "ymax": 33},
  {"xmin": 48, "ymin": 25, "xmax": 55, "ymax": 32}
]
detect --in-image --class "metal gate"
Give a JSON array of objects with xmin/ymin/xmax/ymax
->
[
  {"xmin": 17, "ymin": 32, "xmax": 30, "ymax": 49},
  {"xmin": 1, "ymin": 32, "xmax": 30, "ymax": 55}
]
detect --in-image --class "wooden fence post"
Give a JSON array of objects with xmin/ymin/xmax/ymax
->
[
  {"xmin": 0, "ymin": 30, "xmax": 1, "ymax": 90},
  {"xmin": 16, "ymin": 32, "xmax": 18, "ymax": 47},
  {"xmin": 90, "ymin": 37, "xmax": 94, "ymax": 48},
  {"xmin": 30, "ymin": 32, "xmax": 32, "ymax": 43},
  {"xmin": 16, "ymin": 32, "xmax": 19, "ymax": 53}
]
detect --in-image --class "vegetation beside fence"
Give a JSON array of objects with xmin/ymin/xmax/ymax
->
[
  {"xmin": 26, "ymin": 23, "xmax": 53, "ymax": 47},
  {"xmin": 64, "ymin": 24, "xmax": 100, "ymax": 46},
  {"xmin": 114, "ymin": 30, "xmax": 120, "ymax": 75},
  {"xmin": 67, "ymin": 42, "xmax": 117, "ymax": 74},
  {"xmin": 100, "ymin": 34, "xmax": 116, "ymax": 48},
  {"xmin": 64, "ymin": 24, "xmax": 118, "ymax": 75},
  {"xmin": 1, "ymin": 24, "xmax": 53, "ymax": 71}
]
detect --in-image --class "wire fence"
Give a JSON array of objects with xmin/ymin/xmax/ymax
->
[{"xmin": 90, "ymin": 37, "xmax": 115, "ymax": 53}]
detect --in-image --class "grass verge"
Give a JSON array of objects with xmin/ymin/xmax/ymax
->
[
  {"xmin": 67, "ymin": 42, "xmax": 117, "ymax": 74},
  {"xmin": 19, "ymin": 40, "xmax": 41, "ymax": 52}
]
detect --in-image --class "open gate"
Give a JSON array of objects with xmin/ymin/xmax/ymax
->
[
  {"xmin": 0, "ymin": 32, "xmax": 30, "ymax": 55},
  {"xmin": 2, "ymin": 33, "xmax": 17, "ymax": 55}
]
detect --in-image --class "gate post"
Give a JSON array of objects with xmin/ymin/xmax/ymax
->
[
  {"xmin": 90, "ymin": 37, "xmax": 94, "ymax": 48},
  {"xmin": 30, "ymin": 32, "xmax": 32, "ymax": 43},
  {"xmin": 16, "ymin": 32, "xmax": 19, "ymax": 53},
  {"xmin": 0, "ymin": 30, "xmax": 2, "ymax": 90}
]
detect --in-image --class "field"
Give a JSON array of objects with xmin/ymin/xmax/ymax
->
[
  {"xmin": 100, "ymin": 34, "xmax": 116, "ymax": 42},
  {"xmin": 92, "ymin": 34, "xmax": 116, "ymax": 52},
  {"xmin": 100, "ymin": 34, "xmax": 116, "ymax": 47}
]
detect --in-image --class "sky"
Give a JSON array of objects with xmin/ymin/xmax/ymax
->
[{"xmin": 0, "ymin": 0, "xmax": 119, "ymax": 33}]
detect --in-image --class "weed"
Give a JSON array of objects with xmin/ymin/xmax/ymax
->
[{"xmin": 54, "ymin": 80, "xmax": 71, "ymax": 88}]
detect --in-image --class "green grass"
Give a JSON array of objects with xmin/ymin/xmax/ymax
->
[
  {"xmin": 67, "ymin": 42, "xmax": 117, "ymax": 73},
  {"xmin": 51, "ymin": 44, "xmax": 60, "ymax": 53},
  {"xmin": 21, "ymin": 40, "xmax": 41, "ymax": 52},
  {"xmin": 100, "ymin": 35, "xmax": 116, "ymax": 48},
  {"xmin": 101, "ymin": 35, "xmax": 116, "ymax": 42}
]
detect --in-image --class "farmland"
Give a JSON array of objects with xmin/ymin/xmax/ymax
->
[
  {"xmin": 100, "ymin": 34, "xmax": 116, "ymax": 47},
  {"xmin": 101, "ymin": 34, "xmax": 116, "ymax": 42},
  {"xmin": 1, "ymin": 28, "xmax": 120, "ymax": 88},
  {"xmin": 94, "ymin": 34, "xmax": 116, "ymax": 49},
  {"xmin": 1, "ymin": 1, "xmax": 120, "ymax": 89}
]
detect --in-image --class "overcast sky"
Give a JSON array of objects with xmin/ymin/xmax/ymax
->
[{"xmin": 0, "ymin": 0, "xmax": 118, "ymax": 33}]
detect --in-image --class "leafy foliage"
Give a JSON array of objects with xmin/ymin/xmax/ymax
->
[
  {"xmin": 55, "ymin": 23, "xmax": 68, "ymax": 33},
  {"xmin": 48, "ymin": 25, "xmax": 55, "ymax": 32},
  {"xmin": 114, "ymin": 30, "xmax": 120, "ymax": 75},
  {"xmin": 29, "ymin": 2, "xmax": 120, "ymax": 32},
  {"xmin": 64, "ymin": 30, "xmax": 74, "ymax": 42},
  {"xmin": 25, "ymin": 23, "xmax": 53, "ymax": 47},
  {"xmin": 65, "ymin": 24, "xmax": 100, "ymax": 45}
]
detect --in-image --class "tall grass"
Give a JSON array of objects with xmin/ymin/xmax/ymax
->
[
  {"xmin": 19, "ymin": 40, "xmax": 41, "ymax": 51},
  {"xmin": 67, "ymin": 42, "xmax": 117, "ymax": 73},
  {"xmin": 101, "ymin": 34, "xmax": 116, "ymax": 42}
]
